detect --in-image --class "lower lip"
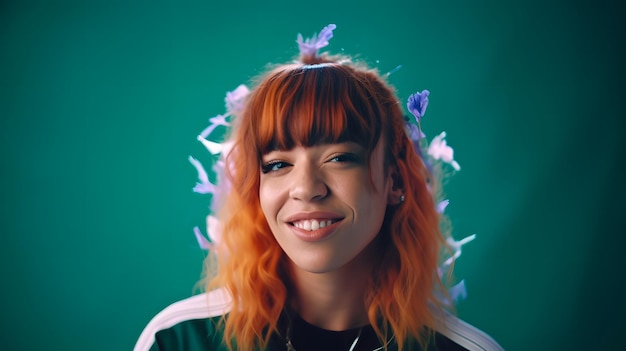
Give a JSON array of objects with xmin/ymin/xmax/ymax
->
[{"xmin": 289, "ymin": 221, "xmax": 341, "ymax": 242}]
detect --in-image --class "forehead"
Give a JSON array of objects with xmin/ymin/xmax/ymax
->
[{"xmin": 250, "ymin": 64, "xmax": 384, "ymax": 155}]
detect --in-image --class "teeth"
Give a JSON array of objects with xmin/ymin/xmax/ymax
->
[{"xmin": 293, "ymin": 219, "xmax": 334, "ymax": 231}]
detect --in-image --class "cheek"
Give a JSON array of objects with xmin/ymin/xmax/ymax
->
[
  {"xmin": 258, "ymin": 183, "xmax": 270, "ymax": 215},
  {"xmin": 342, "ymin": 174, "xmax": 388, "ymax": 213},
  {"xmin": 364, "ymin": 167, "xmax": 392, "ymax": 200},
  {"xmin": 258, "ymin": 179, "xmax": 278, "ymax": 222}
]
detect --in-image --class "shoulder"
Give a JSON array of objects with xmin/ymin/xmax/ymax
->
[
  {"xmin": 134, "ymin": 288, "xmax": 232, "ymax": 351},
  {"xmin": 432, "ymin": 311, "xmax": 504, "ymax": 351}
]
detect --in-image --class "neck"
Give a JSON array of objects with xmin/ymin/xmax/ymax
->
[{"xmin": 288, "ymin": 241, "xmax": 379, "ymax": 331}]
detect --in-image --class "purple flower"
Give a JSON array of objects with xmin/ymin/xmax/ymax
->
[
  {"xmin": 443, "ymin": 234, "xmax": 476, "ymax": 267},
  {"xmin": 448, "ymin": 280, "xmax": 468, "ymax": 303},
  {"xmin": 194, "ymin": 226, "xmax": 212, "ymax": 250},
  {"xmin": 406, "ymin": 122, "xmax": 425, "ymax": 142},
  {"xmin": 225, "ymin": 84, "xmax": 250, "ymax": 114},
  {"xmin": 188, "ymin": 156, "xmax": 215, "ymax": 194},
  {"xmin": 437, "ymin": 199, "xmax": 450, "ymax": 214},
  {"xmin": 297, "ymin": 24, "xmax": 337, "ymax": 57},
  {"xmin": 193, "ymin": 216, "xmax": 223, "ymax": 250},
  {"xmin": 199, "ymin": 114, "xmax": 227, "ymax": 139},
  {"xmin": 407, "ymin": 90, "xmax": 430, "ymax": 122},
  {"xmin": 427, "ymin": 131, "xmax": 461, "ymax": 171}
]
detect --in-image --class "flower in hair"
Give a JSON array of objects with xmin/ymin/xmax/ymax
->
[
  {"xmin": 427, "ymin": 131, "xmax": 461, "ymax": 171},
  {"xmin": 448, "ymin": 280, "xmax": 468, "ymax": 303},
  {"xmin": 189, "ymin": 155, "xmax": 215, "ymax": 194},
  {"xmin": 406, "ymin": 122, "xmax": 426, "ymax": 143},
  {"xmin": 194, "ymin": 226, "xmax": 212, "ymax": 250},
  {"xmin": 407, "ymin": 90, "xmax": 430, "ymax": 123},
  {"xmin": 193, "ymin": 215, "xmax": 223, "ymax": 250},
  {"xmin": 225, "ymin": 84, "xmax": 250, "ymax": 115},
  {"xmin": 297, "ymin": 24, "xmax": 337, "ymax": 57},
  {"xmin": 198, "ymin": 84, "xmax": 249, "ymax": 139},
  {"xmin": 437, "ymin": 199, "xmax": 450, "ymax": 214},
  {"xmin": 442, "ymin": 234, "xmax": 476, "ymax": 267},
  {"xmin": 190, "ymin": 86, "xmax": 247, "ymax": 250}
]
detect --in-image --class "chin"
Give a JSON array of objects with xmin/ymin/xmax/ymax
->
[{"xmin": 288, "ymin": 255, "xmax": 342, "ymax": 274}]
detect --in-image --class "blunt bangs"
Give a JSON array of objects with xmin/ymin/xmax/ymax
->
[{"xmin": 250, "ymin": 63, "xmax": 386, "ymax": 155}]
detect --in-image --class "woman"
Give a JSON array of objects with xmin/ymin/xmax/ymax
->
[{"xmin": 135, "ymin": 24, "xmax": 503, "ymax": 351}]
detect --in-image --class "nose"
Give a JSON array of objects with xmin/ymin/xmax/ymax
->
[{"xmin": 288, "ymin": 163, "xmax": 328, "ymax": 202}]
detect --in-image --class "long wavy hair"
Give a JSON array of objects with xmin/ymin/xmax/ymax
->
[{"xmin": 206, "ymin": 55, "xmax": 447, "ymax": 351}]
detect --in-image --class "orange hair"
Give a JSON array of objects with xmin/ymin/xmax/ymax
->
[{"xmin": 206, "ymin": 58, "xmax": 447, "ymax": 351}]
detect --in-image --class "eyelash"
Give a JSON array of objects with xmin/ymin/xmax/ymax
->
[
  {"xmin": 261, "ymin": 161, "xmax": 290, "ymax": 174},
  {"xmin": 261, "ymin": 153, "xmax": 360, "ymax": 174},
  {"xmin": 329, "ymin": 153, "xmax": 360, "ymax": 163}
]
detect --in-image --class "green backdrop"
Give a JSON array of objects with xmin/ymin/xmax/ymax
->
[{"xmin": 2, "ymin": 1, "xmax": 624, "ymax": 350}]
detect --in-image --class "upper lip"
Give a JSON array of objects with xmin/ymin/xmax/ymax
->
[{"xmin": 284, "ymin": 211, "xmax": 344, "ymax": 223}]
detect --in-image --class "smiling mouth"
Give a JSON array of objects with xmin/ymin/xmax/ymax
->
[{"xmin": 290, "ymin": 219, "xmax": 340, "ymax": 231}]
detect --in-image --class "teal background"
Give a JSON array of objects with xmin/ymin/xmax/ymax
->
[{"xmin": 2, "ymin": 1, "xmax": 624, "ymax": 350}]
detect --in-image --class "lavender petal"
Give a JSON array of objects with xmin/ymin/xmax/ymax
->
[
  {"xmin": 437, "ymin": 199, "xmax": 450, "ymax": 213},
  {"xmin": 193, "ymin": 226, "xmax": 212, "ymax": 250},
  {"xmin": 188, "ymin": 156, "xmax": 209, "ymax": 183}
]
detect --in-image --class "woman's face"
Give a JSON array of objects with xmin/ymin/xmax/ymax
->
[{"xmin": 259, "ymin": 141, "xmax": 394, "ymax": 274}]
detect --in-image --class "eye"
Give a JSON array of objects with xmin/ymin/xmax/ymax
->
[
  {"xmin": 328, "ymin": 153, "xmax": 360, "ymax": 163},
  {"xmin": 261, "ymin": 161, "xmax": 291, "ymax": 174}
]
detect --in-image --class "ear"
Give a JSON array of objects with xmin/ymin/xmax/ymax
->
[{"xmin": 386, "ymin": 168, "xmax": 404, "ymax": 205}]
